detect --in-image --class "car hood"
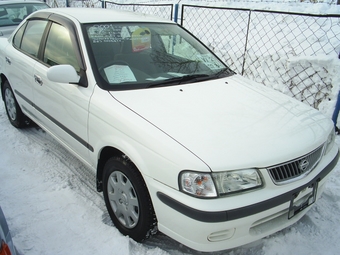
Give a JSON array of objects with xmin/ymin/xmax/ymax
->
[
  {"xmin": 0, "ymin": 26, "xmax": 16, "ymax": 38},
  {"xmin": 110, "ymin": 75, "xmax": 332, "ymax": 171}
]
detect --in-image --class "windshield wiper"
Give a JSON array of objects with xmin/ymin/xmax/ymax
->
[
  {"xmin": 148, "ymin": 74, "xmax": 210, "ymax": 88},
  {"xmin": 213, "ymin": 67, "xmax": 236, "ymax": 78}
]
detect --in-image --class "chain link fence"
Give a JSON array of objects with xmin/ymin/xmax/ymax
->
[
  {"xmin": 181, "ymin": 5, "xmax": 340, "ymax": 108},
  {"xmin": 110, "ymin": 0, "xmax": 339, "ymax": 4},
  {"xmin": 46, "ymin": 0, "xmax": 340, "ymax": 8}
]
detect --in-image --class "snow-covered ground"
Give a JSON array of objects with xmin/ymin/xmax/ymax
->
[
  {"xmin": 1, "ymin": 91, "xmax": 340, "ymax": 255},
  {"xmin": 1, "ymin": 1, "xmax": 340, "ymax": 254},
  {"xmin": 0, "ymin": 97, "xmax": 340, "ymax": 255}
]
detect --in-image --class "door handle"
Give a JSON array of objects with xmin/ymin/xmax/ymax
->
[
  {"xmin": 34, "ymin": 74, "xmax": 43, "ymax": 86},
  {"xmin": 5, "ymin": 56, "xmax": 11, "ymax": 65}
]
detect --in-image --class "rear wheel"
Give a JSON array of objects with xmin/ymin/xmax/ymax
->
[
  {"xmin": 3, "ymin": 81, "xmax": 28, "ymax": 128},
  {"xmin": 103, "ymin": 156, "xmax": 157, "ymax": 241}
]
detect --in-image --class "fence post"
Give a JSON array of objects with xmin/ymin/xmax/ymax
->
[
  {"xmin": 332, "ymin": 51, "xmax": 340, "ymax": 131},
  {"xmin": 332, "ymin": 91, "xmax": 340, "ymax": 130},
  {"xmin": 174, "ymin": 4, "xmax": 179, "ymax": 23},
  {"xmin": 241, "ymin": 10, "xmax": 252, "ymax": 76}
]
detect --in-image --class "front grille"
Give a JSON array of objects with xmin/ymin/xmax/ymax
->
[{"xmin": 267, "ymin": 144, "xmax": 325, "ymax": 184}]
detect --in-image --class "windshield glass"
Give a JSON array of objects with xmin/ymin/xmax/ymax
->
[
  {"xmin": 0, "ymin": 3, "xmax": 48, "ymax": 27},
  {"xmin": 85, "ymin": 22, "xmax": 234, "ymax": 90}
]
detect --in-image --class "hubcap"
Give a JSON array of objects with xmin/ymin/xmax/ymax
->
[
  {"xmin": 4, "ymin": 88, "xmax": 17, "ymax": 121},
  {"xmin": 107, "ymin": 171, "xmax": 139, "ymax": 229}
]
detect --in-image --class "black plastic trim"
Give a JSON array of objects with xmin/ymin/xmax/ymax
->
[
  {"xmin": 15, "ymin": 90, "xmax": 94, "ymax": 152},
  {"xmin": 157, "ymin": 150, "xmax": 339, "ymax": 222}
]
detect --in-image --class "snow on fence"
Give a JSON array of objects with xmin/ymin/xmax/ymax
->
[
  {"xmin": 181, "ymin": 5, "xmax": 340, "ymax": 109},
  {"xmin": 46, "ymin": 0, "xmax": 173, "ymax": 19},
  {"xmin": 103, "ymin": 1, "xmax": 173, "ymax": 20},
  {"xmin": 44, "ymin": 0, "xmax": 340, "ymax": 109}
]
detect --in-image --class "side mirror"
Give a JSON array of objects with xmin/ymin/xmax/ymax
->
[{"xmin": 47, "ymin": 64, "xmax": 80, "ymax": 84}]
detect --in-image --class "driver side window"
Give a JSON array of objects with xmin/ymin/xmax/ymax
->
[{"xmin": 43, "ymin": 23, "xmax": 80, "ymax": 72}]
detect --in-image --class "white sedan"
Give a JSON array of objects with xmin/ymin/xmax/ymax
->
[{"xmin": 0, "ymin": 8, "xmax": 338, "ymax": 252}]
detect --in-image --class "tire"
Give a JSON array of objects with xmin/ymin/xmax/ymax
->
[
  {"xmin": 3, "ymin": 81, "xmax": 28, "ymax": 128},
  {"xmin": 103, "ymin": 156, "xmax": 157, "ymax": 242}
]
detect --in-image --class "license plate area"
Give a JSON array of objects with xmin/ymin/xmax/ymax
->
[{"xmin": 288, "ymin": 181, "xmax": 318, "ymax": 219}]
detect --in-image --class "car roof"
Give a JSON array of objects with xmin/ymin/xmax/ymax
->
[
  {"xmin": 35, "ymin": 7, "xmax": 175, "ymax": 24},
  {"xmin": 0, "ymin": 0, "xmax": 46, "ymax": 4}
]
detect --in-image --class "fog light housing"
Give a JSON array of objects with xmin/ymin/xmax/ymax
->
[{"xmin": 208, "ymin": 228, "xmax": 235, "ymax": 242}]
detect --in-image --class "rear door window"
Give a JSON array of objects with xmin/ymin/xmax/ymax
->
[{"xmin": 18, "ymin": 20, "xmax": 48, "ymax": 57}]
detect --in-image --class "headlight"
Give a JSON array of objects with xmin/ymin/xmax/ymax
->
[
  {"xmin": 212, "ymin": 169, "xmax": 262, "ymax": 196},
  {"xmin": 179, "ymin": 169, "xmax": 263, "ymax": 198},
  {"xmin": 325, "ymin": 129, "xmax": 336, "ymax": 155}
]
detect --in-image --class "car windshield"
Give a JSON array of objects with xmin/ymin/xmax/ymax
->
[
  {"xmin": 0, "ymin": 3, "xmax": 48, "ymax": 27},
  {"xmin": 85, "ymin": 22, "xmax": 234, "ymax": 90}
]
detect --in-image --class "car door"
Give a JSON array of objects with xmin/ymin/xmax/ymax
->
[
  {"xmin": 32, "ymin": 20, "xmax": 93, "ymax": 163},
  {"xmin": 3, "ymin": 19, "xmax": 48, "ymax": 117}
]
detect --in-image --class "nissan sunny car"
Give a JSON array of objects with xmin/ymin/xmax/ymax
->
[{"xmin": 0, "ymin": 8, "xmax": 338, "ymax": 252}]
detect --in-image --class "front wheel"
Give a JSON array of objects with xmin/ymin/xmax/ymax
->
[
  {"xmin": 103, "ymin": 156, "xmax": 157, "ymax": 241},
  {"xmin": 3, "ymin": 81, "xmax": 28, "ymax": 128}
]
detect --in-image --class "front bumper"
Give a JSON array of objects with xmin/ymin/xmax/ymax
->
[{"xmin": 147, "ymin": 147, "xmax": 339, "ymax": 252}]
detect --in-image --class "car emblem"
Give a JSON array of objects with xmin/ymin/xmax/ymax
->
[{"xmin": 299, "ymin": 159, "xmax": 309, "ymax": 172}]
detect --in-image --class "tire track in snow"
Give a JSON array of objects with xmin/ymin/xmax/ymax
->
[
  {"xmin": 0, "ymin": 101, "xmax": 105, "ymax": 214},
  {"xmin": 18, "ymin": 125, "xmax": 104, "ymax": 208}
]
